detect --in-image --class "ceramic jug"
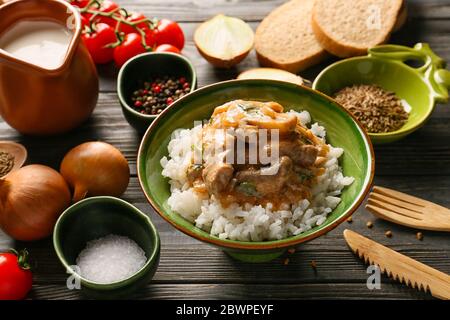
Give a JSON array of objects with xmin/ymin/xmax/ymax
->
[{"xmin": 0, "ymin": 0, "xmax": 98, "ymax": 135}]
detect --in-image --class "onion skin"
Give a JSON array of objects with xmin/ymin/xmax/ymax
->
[
  {"xmin": 0, "ymin": 165, "xmax": 71, "ymax": 241},
  {"xmin": 195, "ymin": 46, "xmax": 250, "ymax": 69},
  {"xmin": 60, "ymin": 142, "xmax": 130, "ymax": 203}
]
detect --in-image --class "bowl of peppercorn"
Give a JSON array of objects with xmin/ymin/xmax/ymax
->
[{"xmin": 117, "ymin": 52, "xmax": 197, "ymax": 133}]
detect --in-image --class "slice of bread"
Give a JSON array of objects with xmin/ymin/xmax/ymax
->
[
  {"xmin": 312, "ymin": 0, "xmax": 404, "ymax": 58},
  {"xmin": 393, "ymin": 1, "xmax": 408, "ymax": 32},
  {"xmin": 255, "ymin": 0, "xmax": 327, "ymax": 73}
]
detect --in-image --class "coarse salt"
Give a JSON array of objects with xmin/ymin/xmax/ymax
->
[{"xmin": 76, "ymin": 234, "xmax": 147, "ymax": 284}]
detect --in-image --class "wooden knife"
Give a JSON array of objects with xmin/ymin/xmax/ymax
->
[{"xmin": 343, "ymin": 229, "xmax": 450, "ymax": 300}]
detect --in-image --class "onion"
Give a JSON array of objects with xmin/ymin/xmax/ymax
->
[
  {"xmin": 194, "ymin": 14, "xmax": 254, "ymax": 68},
  {"xmin": 0, "ymin": 165, "xmax": 71, "ymax": 241},
  {"xmin": 60, "ymin": 142, "xmax": 130, "ymax": 202},
  {"xmin": 237, "ymin": 68, "xmax": 304, "ymax": 85}
]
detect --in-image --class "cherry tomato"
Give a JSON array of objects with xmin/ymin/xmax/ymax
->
[
  {"xmin": 143, "ymin": 28, "xmax": 157, "ymax": 48},
  {"xmin": 155, "ymin": 44, "xmax": 181, "ymax": 54},
  {"xmin": 153, "ymin": 19, "xmax": 185, "ymax": 51},
  {"xmin": 98, "ymin": 0, "xmax": 120, "ymax": 26},
  {"xmin": 80, "ymin": 14, "xmax": 89, "ymax": 29},
  {"xmin": 118, "ymin": 12, "xmax": 149, "ymax": 35},
  {"xmin": 85, "ymin": 0, "xmax": 119, "ymax": 27},
  {"xmin": 0, "ymin": 250, "xmax": 32, "ymax": 300},
  {"xmin": 113, "ymin": 33, "xmax": 147, "ymax": 67},
  {"xmin": 82, "ymin": 23, "xmax": 117, "ymax": 64},
  {"xmin": 119, "ymin": 20, "xmax": 157, "ymax": 48},
  {"xmin": 70, "ymin": 0, "xmax": 90, "ymax": 8}
]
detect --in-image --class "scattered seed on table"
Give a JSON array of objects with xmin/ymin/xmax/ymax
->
[
  {"xmin": 366, "ymin": 221, "xmax": 373, "ymax": 229},
  {"xmin": 346, "ymin": 216, "xmax": 353, "ymax": 223},
  {"xmin": 385, "ymin": 230, "xmax": 393, "ymax": 238},
  {"xmin": 416, "ymin": 232, "xmax": 423, "ymax": 241}
]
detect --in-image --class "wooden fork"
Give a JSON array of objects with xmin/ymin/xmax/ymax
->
[{"xmin": 366, "ymin": 186, "xmax": 450, "ymax": 232}]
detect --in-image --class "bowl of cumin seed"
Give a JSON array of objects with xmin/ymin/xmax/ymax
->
[
  {"xmin": 0, "ymin": 141, "xmax": 27, "ymax": 179},
  {"xmin": 313, "ymin": 43, "xmax": 450, "ymax": 144}
]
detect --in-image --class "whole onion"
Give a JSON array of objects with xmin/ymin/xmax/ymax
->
[
  {"xmin": 60, "ymin": 142, "xmax": 130, "ymax": 202},
  {"xmin": 0, "ymin": 165, "xmax": 71, "ymax": 241}
]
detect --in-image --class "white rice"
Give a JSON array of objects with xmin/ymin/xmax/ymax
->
[{"xmin": 161, "ymin": 110, "xmax": 354, "ymax": 241}]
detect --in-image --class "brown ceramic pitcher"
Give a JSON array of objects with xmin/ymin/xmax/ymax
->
[{"xmin": 0, "ymin": 0, "xmax": 98, "ymax": 135}]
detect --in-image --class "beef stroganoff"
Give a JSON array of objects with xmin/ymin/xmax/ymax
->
[{"xmin": 161, "ymin": 100, "xmax": 354, "ymax": 241}]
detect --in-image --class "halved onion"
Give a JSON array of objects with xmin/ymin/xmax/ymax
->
[
  {"xmin": 237, "ymin": 68, "xmax": 304, "ymax": 85},
  {"xmin": 194, "ymin": 14, "xmax": 254, "ymax": 68}
]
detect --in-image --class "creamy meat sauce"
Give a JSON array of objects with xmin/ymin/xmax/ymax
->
[{"xmin": 186, "ymin": 100, "xmax": 329, "ymax": 209}]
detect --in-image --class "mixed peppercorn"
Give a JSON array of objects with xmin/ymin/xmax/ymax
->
[{"xmin": 130, "ymin": 76, "xmax": 191, "ymax": 115}]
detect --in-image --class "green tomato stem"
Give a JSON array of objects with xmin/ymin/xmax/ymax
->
[
  {"xmin": 79, "ymin": 1, "xmax": 159, "ymax": 49},
  {"xmin": 9, "ymin": 248, "xmax": 31, "ymax": 270}
]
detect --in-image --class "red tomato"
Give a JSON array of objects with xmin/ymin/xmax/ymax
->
[
  {"xmin": 153, "ymin": 19, "xmax": 185, "ymax": 51},
  {"xmin": 118, "ymin": 12, "xmax": 149, "ymax": 35},
  {"xmin": 80, "ymin": 14, "xmax": 89, "ymax": 29},
  {"xmin": 70, "ymin": 0, "xmax": 90, "ymax": 8},
  {"xmin": 85, "ymin": 0, "xmax": 119, "ymax": 27},
  {"xmin": 143, "ymin": 28, "xmax": 157, "ymax": 48},
  {"xmin": 114, "ymin": 33, "xmax": 147, "ymax": 67},
  {"xmin": 155, "ymin": 44, "xmax": 181, "ymax": 54},
  {"xmin": 98, "ymin": 0, "xmax": 120, "ymax": 26},
  {"xmin": 82, "ymin": 23, "xmax": 117, "ymax": 64},
  {"xmin": 0, "ymin": 250, "xmax": 32, "ymax": 300}
]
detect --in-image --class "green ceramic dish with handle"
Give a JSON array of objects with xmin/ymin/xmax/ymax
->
[
  {"xmin": 138, "ymin": 79, "xmax": 375, "ymax": 263},
  {"xmin": 53, "ymin": 196, "xmax": 160, "ymax": 299},
  {"xmin": 313, "ymin": 43, "xmax": 450, "ymax": 144}
]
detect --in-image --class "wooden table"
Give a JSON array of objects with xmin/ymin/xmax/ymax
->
[{"xmin": 1, "ymin": 0, "xmax": 449, "ymax": 300}]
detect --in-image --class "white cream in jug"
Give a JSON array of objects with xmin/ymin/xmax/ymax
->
[{"xmin": 0, "ymin": 20, "xmax": 72, "ymax": 69}]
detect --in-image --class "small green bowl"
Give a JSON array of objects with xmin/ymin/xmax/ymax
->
[
  {"xmin": 137, "ymin": 79, "xmax": 375, "ymax": 263},
  {"xmin": 53, "ymin": 196, "xmax": 160, "ymax": 299},
  {"xmin": 117, "ymin": 52, "xmax": 197, "ymax": 133},
  {"xmin": 313, "ymin": 43, "xmax": 450, "ymax": 144}
]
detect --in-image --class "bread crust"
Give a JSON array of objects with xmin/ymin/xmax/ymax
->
[
  {"xmin": 311, "ymin": 0, "xmax": 405, "ymax": 58},
  {"xmin": 255, "ymin": 0, "xmax": 327, "ymax": 73},
  {"xmin": 256, "ymin": 49, "xmax": 328, "ymax": 74},
  {"xmin": 393, "ymin": 2, "xmax": 408, "ymax": 32}
]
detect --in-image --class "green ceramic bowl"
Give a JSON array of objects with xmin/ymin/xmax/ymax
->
[
  {"xmin": 117, "ymin": 52, "xmax": 197, "ymax": 133},
  {"xmin": 53, "ymin": 196, "xmax": 160, "ymax": 299},
  {"xmin": 138, "ymin": 79, "xmax": 375, "ymax": 263},
  {"xmin": 313, "ymin": 43, "xmax": 450, "ymax": 144}
]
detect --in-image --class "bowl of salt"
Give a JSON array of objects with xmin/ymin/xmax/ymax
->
[{"xmin": 53, "ymin": 196, "xmax": 160, "ymax": 299}]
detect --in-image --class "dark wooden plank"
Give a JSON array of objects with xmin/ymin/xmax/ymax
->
[
  {"xmin": 95, "ymin": 17, "xmax": 450, "ymax": 92},
  {"xmin": 5, "ymin": 202, "xmax": 449, "ymax": 283},
  {"xmin": 1, "ymin": 175, "xmax": 448, "ymax": 302},
  {"xmin": 13, "ymin": 242, "xmax": 450, "ymax": 285},
  {"xmin": 1, "ymin": 92, "xmax": 449, "ymax": 176},
  {"xmin": 111, "ymin": 0, "xmax": 450, "ymax": 22},
  {"xmin": 1, "ymin": 0, "xmax": 449, "ymax": 301},
  {"xmin": 28, "ymin": 283, "xmax": 433, "ymax": 300}
]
